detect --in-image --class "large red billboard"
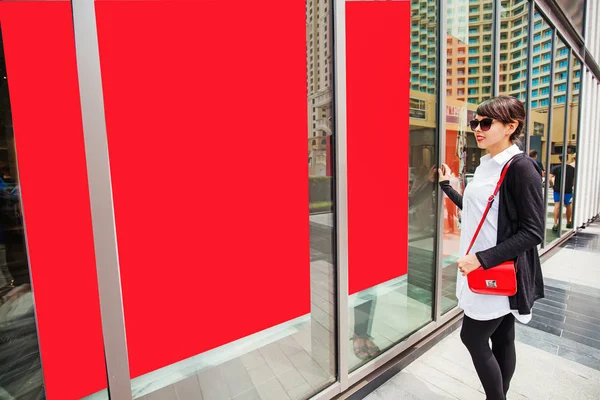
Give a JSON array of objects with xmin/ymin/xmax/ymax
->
[{"xmin": 346, "ymin": 0, "xmax": 411, "ymax": 295}]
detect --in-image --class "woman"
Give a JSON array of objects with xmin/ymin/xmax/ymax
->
[{"xmin": 438, "ymin": 96, "xmax": 545, "ymax": 400}]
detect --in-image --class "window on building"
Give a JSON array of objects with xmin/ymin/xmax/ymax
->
[{"xmin": 532, "ymin": 78, "xmax": 539, "ymax": 86}]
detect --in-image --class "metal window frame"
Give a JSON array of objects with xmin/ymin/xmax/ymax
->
[
  {"xmin": 61, "ymin": 2, "xmax": 600, "ymax": 400},
  {"xmin": 525, "ymin": 0, "xmax": 536, "ymax": 154},
  {"xmin": 433, "ymin": 0, "xmax": 447, "ymax": 321},
  {"xmin": 571, "ymin": 55, "xmax": 584, "ymax": 229},
  {"xmin": 541, "ymin": 24, "xmax": 557, "ymax": 248},
  {"xmin": 71, "ymin": 0, "xmax": 133, "ymax": 399},
  {"xmin": 333, "ymin": 0, "xmax": 349, "ymax": 393},
  {"xmin": 557, "ymin": 47, "xmax": 572, "ymax": 233},
  {"xmin": 492, "ymin": 0, "xmax": 501, "ymax": 96}
]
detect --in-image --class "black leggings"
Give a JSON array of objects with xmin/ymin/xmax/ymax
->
[{"xmin": 460, "ymin": 313, "xmax": 516, "ymax": 400}]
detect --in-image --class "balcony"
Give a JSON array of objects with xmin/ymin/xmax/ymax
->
[{"xmin": 315, "ymin": 118, "xmax": 332, "ymax": 135}]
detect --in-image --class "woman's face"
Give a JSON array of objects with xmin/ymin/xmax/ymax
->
[{"xmin": 471, "ymin": 115, "xmax": 517, "ymax": 152}]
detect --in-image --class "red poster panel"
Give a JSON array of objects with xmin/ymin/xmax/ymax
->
[
  {"xmin": 95, "ymin": 0, "xmax": 310, "ymax": 379},
  {"xmin": 346, "ymin": 1, "xmax": 411, "ymax": 295},
  {"xmin": 0, "ymin": 2, "xmax": 107, "ymax": 399}
]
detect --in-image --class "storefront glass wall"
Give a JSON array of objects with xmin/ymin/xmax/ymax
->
[
  {"xmin": 0, "ymin": 1, "xmax": 598, "ymax": 400},
  {"xmin": 0, "ymin": 26, "xmax": 45, "ymax": 400}
]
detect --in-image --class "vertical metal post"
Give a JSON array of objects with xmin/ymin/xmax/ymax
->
[
  {"xmin": 542, "ymin": 28, "xmax": 556, "ymax": 248},
  {"xmin": 332, "ymin": 0, "xmax": 349, "ymax": 390},
  {"xmin": 572, "ymin": 57, "xmax": 583, "ymax": 228},
  {"xmin": 525, "ymin": 0, "xmax": 535, "ymax": 154},
  {"xmin": 492, "ymin": 0, "xmax": 501, "ymax": 96},
  {"xmin": 558, "ymin": 49, "xmax": 571, "ymax": 232},
  {"xmin": 71, "ymin": 1, "xmax": 133, "ymax": 398},
  {"xmin": 433, "ymin": 0, "xmax": 447, "ymax": 321}
]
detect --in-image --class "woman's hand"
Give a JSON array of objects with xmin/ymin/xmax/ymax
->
[
  {"xmin": 438, "ymin": 163, "xmax": 452, "ymax": 182},
  {"xmin": 457, "ymin": 254, "xmax": 481, "ymax": 276}
]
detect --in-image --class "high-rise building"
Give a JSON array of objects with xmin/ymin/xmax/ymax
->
[{"xmin": 307, "ymin": 0, "xmax": 333, "ymax": 176}]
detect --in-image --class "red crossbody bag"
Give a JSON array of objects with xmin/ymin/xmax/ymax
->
[{"xmin": 465, "ymin": 156, "xmax": 518, "ymax": 296}]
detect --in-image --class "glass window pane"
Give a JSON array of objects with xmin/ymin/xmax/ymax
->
[
  {"xmin": 441, "ymin": 0, "xmax": 494, "ymax": 314},
  {"xmin": 500, "ymin": 1, "xmax": 528, "ymax": 147},
  {"xmin": 347, "ymin": 0, "xmax": 438, "ymax": 371},
  {"xmin": 0, "ymin": 25, "xmax": 46, "ymax": 400},
  {"xmin": 94, "ymin": 1, "xmax": 337, "ymax": 398},
  {"xmin": 561, "ymin": 56, "xmax": 581, "ymax": 234},
  {"xmin": 547, "ymin": 36, "xmax": 569, "ymax": 244}
]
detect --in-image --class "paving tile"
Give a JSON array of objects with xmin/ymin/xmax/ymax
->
[
  {"xmin": 247, "ymin": 363, "xmax": 275, "ymax": 387},
  {"xmin": 538, "ymin": 298, "xmax": 567, "ymax": 310},
  {"xmin": 254, "ymin": 377, "xmax": 291, "ymax": 400},
  {"xmin": 561, "ymin": 331, "xmax": 600, "ymax": 350},
  {"xmin": 533, "ymin": 307, "xmax": 567, "ymax": 323},
  {"xmin": 240, "ymin": 350, "xmax": 266, "ymax": 371},
  {"xmin": 220, "ymin": 358, "xmax": 254, "ymax": 397},
  {"xmin": 197, "ymin": 367, "xmax": 230, "ymax": 400},
  {"xmin": 564, "ymin": 315, "xmax": 600, "ymax": 333},
  {"xmin": 286, "ymin": 383, "xmax": 315, "ymax": 400},
  {"xmin": 557, "ymin": 347, "xmax": 600, "ymax": 371},
  {"xmin": 566, "ymin": 299, "xmax": 600, "ymax": 320},
  {"xmin": 231, "ymin": 388, "xmax": 262, "ymax": 400},
  {"xmin": 173, "ymin": 375, "xmax": 203, "ymax": 400},
  {"xmin": 419, "ymin": 353, "xmax": 482, "ymax": 390},
  {"xmin": 561, "ymin": 319, "xmax": 600, "ymax": 342},
  {"xmin": 376, "ymin": 371, "xmax": 459, "ymax": 400},
  {"xmin": 514, "ymin": 324, "xmax": 559, "ymax": 355},
  {"xmin": 528, "ymin": 319, "xmax": 563, "ymax": 336},
  {"xmin": 406, "ymin": 360, "xmax": 483, "ymax": 400},
  {"xmin": 146, "ymin": 385, "xmax": 178, "ymax": 400},
  {"xmin": 259, "ymin": 342, "xmax": 294, "ymax": 375}
]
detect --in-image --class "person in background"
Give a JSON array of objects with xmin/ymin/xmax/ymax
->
[
  {"xmin": 529, "ymin": 150, "xmax": 545, "ymax": 177},
  {"xmin": 550, "ymin": 155, "xmax": 575, "ymax": 231}
]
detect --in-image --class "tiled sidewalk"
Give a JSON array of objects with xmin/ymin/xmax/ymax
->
[{"xmin": 366, "ymin": 221, "xmax": 600, "ymax": 400}]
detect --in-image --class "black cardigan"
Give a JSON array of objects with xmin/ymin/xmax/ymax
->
[{"xmin": 440, "ymin": 153, "xmax": 545, "ymax": 315}]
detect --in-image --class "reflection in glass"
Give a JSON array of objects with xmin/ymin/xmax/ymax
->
[
  {"xmin": 561, "ymin": 56, "xmax": 580, "ymax": 234},
  {"xmin": 527, "ymin": 11, "xmax": 553, "ymax": 246},
  {"xmin": 440, "ymin": 0, "xmax": 494, "ymax": 314},
  {"xmin": 500, "ymin": 0, "xmax": 528, "ymax": 147},
  {"xmin": 547, "ymin": 37, "xmax": 568, "ymax": 244},
  {"xmin": 348, "ymin": 0, "xmax": 438, "ymax": 370},
  {"xmin": 0, "ymin": 27, "xmax": 46, "ymax": 400}
]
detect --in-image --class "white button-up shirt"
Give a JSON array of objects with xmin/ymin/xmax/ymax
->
[{"xmin": 457, "ymin": 144, "xmax": 532, "ymax": 323}]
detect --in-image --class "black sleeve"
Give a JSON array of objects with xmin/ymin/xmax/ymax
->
[
  {"xmin": 475, "ymin": 158, "xmax": 544, "ymax": 269},
  {"xmin": 439, "ymin": 180, "xmax": 463, "ymax": 210}
]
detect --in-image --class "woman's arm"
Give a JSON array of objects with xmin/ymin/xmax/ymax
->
[
  {"xmin": 439, "ymin": 180, "xmax": 463, "ymax": 210},
  {"xmin": 475, "ymin": 158, "xmax": 544, "ymax": 269}
]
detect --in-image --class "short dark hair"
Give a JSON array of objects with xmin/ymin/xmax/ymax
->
[
  {"xmin": 476, "ymin": 96, "xmax": 526, "ymax": 143},
  {"xmin": 529, "ymin": 150, "xmax": 538, "ymax": 158}
]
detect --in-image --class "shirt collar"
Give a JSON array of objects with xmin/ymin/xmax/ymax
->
[{"xmin": 490, "ymin": 144, "xmax": 522, "ymax": 165}]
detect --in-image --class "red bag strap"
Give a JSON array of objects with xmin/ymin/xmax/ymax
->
[{"xmin": 466, "ymin": 155, "xmax": 518, "ymax": 255}]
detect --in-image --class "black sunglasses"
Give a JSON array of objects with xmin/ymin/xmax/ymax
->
[{"xmin": 469, "ymin": 118, "xmax": 494, "ymax": 132}]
